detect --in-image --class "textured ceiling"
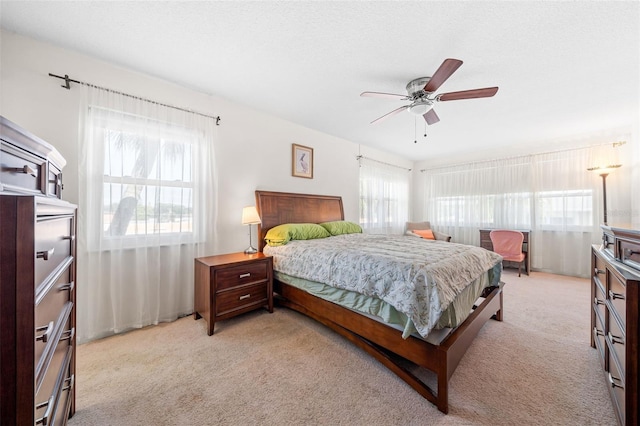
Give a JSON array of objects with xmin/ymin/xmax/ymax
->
[{"xmin": 1, "ymin": 1, "xmax": 639, "ymax": 162}]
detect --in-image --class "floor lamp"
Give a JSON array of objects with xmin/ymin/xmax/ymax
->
[
  {"xmin": 587, "ymin": 164, "xmax": 621, "ymax": 226},
  {"xmin": 242, "ymin": 206, "xmax": 261, "ymax": 254}
]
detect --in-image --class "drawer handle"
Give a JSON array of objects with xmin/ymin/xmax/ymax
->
[
  {"xmin": 239, "ymin": 294, "xmax": 251, "ymax": 301},
  {"xmin": 64, "ymin": 374, "xmax": 75, "ymax": 392},
  {"xmin": 593, "ymin": 297, "xmax": 604, "ymax": 306},
  {"xmin": 609, "ymin": 290, "xmax": 625, "ymax": 301},
  {"xmin": 35, "ymin": 394, "xmax": 55, "ymax": 425},
  {"xmin": 36, "ymin": 321, "xmax": 54, "ymax": 343},
  {"xmin": 594, "ymin": 268, "xmax": 605, "ymax": 275},
  {"xmin": 60, "ymin": 327, "xmax": 75, "ymax": 342},
  {"xmin": 607, "ymin": 331, "xmax": 624, "ymax": 345},
  {"xmin": 239, "ymin": 273, "xmax": 251, "ymax": 279},
  {"xmin": 593, "ymin": 327, "xmax": 604, "ymax": 337},
  {"xmin": 58, "ymin": 281, "xmax": 75, "ymax": 292},
  {"xmin": 37, "ymin": 247, "xmax": 55, "ymax": 261},
  {"xmin": 608, "ymin": 372, "xmax": 624, "ymax": 390},
  {"xmin": 624, "ymin": 248, "xmax": 639, "ymax": 257},
  {"xmin": 10, "ymin": 164, "xmax": 37, "ymax": 177}
]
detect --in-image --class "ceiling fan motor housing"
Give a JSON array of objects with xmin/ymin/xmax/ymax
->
[
  {"xmin": 406, "ymin": 77, "xmax": 432, "ymax": 97},
  {"xmin": 406, "ymin": 77, "xmax": 434, "ymax": 114}
]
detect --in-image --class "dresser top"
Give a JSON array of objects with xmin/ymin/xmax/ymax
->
[{"xmin": 0, "ymin": 116, "xmax": 66, "ymax": 169}]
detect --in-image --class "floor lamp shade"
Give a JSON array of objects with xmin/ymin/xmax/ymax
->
[{"xmin": 242, "ymin": 206, "xmax": 261, "ymax": 254}]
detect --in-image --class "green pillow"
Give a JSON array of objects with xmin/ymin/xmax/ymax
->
[
  {"xmin": 319, "ymin": 221, "xmax": 363, "ymax": 236},
  {"xmin": 264, "ymin": 223, "xmax": 331, "ymax": 246}
]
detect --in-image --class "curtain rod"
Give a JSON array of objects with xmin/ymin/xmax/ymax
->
[
  {"xmin": 419, "ymin": 140, "xmax": 627, "ymax": 172},
  {"xmin": 356, "ymin": 155, "xmax": 412, "ymax": 172},
  {"xmin": 48, "ymin": 73, "xmax": 221, "ymax": 125}
]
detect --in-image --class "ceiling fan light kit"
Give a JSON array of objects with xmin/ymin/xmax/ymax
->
[
  {"xmin": 361, "ymin": 58, "xmax": 498, "ymax": 126},
  {"xmin": 408, "ymin": 100, "xmax": 432, "ymax": 115}
]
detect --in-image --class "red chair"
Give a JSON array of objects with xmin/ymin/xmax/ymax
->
[{"xmin": 489, "ymin": 230, "xmax": 526, "ymax": 277}]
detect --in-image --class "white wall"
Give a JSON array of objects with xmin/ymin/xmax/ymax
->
[{"xmin": 0, "ymin": 30, "xmax": 412, "ymax": 254}]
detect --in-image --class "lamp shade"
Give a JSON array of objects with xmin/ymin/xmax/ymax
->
[{"xmin": 241, "ymin": 206, "xmax": 261, "ymax": 225}]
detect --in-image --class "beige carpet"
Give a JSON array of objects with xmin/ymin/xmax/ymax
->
[{"xmin": 68, "ymin": 271, "xmax": 616, "ymax": 425}]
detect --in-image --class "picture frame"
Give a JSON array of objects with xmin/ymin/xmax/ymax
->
[{"xmin": 292, "ymin": 143, "xmax": 313, "ymax": 179}]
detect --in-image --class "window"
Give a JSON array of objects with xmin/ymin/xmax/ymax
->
[
  {"xmin": 433, "ymin": 192, "xmax": 532, "ymax": 229},
  {"xmin": 535, "ymin": 189, "xmax": 593, "ymax": 231},
  {"xmin": 102, "ymin": 127, "xmax": 195, "ymax": 237},
  {"xmin": 86, "ymin": 108, "xmax": 205, "ymax": 249},
  {"xmin": 359, "ymin": 158, "xmax": 409, "ymax": 234}
]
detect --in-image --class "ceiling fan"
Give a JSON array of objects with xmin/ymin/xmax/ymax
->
[{"xmin": 360, "ymin": 58, "xmax": 498, "ymax": 125}]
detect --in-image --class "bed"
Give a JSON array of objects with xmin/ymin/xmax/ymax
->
[{"xmin": 255, "ymin": 190, "xmax": 504, "ymax": 413}]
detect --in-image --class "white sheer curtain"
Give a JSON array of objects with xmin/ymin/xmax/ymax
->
[
  {"xmin": 423, "ymin": 141, "xmax": 632, "ymax": 277},
  {"xmin": 77, "ymin": 86, "xmax": 217, "ymax": 343},
  {"xmin": 423, "ymin": 157, "xmax": 532, "ymax": 244},
  {"xmin": 359, "ymin": 157, "xmax": 410, "ymax": 234}
]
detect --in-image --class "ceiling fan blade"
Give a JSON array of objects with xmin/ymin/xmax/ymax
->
[
  {"xmin": 424, "ymin": 58, "xmax": 463, "ymax": 93},
  {"xmin": 360, "ymin": 91, "xmax": 408, "ymax": 100},
  {"xmin": 370, "ymin": 105, "xmax": 409, "ymax": 124},
  {"xmin": 438, "ymin": 87, "xmax": 499, "ymax": 101},
  {"xmin": 423, "ymin": 109, "xmax": 440, "ymax": 125}
]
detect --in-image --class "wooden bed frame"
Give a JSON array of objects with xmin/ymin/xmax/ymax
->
[{"xmin": 255, "ymin": 190, "xmax": 503, "ymax": 413}]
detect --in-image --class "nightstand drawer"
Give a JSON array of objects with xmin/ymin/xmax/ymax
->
[
  {"xmin": 216, "ymin": 282, "xmax": 268, "ymax": 316},
  {"xmin": 215, "ymin": 261, "xmax": 268, "ymax": 291}
]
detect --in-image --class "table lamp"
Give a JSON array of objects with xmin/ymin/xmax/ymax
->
[{"xmin": 242, "ymin": 206, "xmax": 261, "ymax": 254}]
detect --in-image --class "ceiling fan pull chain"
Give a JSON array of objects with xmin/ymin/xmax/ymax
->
[{"xmin": 414, "ymin": 116, "xmax": 417, "ymax": 143}]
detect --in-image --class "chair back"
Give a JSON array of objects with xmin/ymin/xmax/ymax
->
[
  {"xmin": 406, "ymin": 221, "xmax": 432, "ymax": 232},
  {"xmin": 489, "ymin": 230, "xmax": 524, "ymax": 259}
]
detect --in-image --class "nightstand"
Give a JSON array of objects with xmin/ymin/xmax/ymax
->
[{"xmin": 194, "ymin": 252, "xmax": 273, "ymax": 335}]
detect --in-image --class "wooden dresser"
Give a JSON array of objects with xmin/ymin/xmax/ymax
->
[
  {"xmin": 591, "ymin": 226, "xmax": 640, "ymax": 425},
  {"xmin": 1, "ymin": 116, "xmax": 77, "ymax": 425}
]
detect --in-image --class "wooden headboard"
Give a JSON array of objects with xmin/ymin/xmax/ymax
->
[{"xmin": 255, "ymin": 190, "xmax": 344, "ymax": 251}]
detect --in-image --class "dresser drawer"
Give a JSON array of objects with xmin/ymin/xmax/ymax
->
[
  {"xmin": 607, "ymin": 348, "xmax": 626, "ymax": 425},
  {"xmin": 36, "ymin": 302, "xmax": 74, "ymax": 391},
  {"xmin": 216, "ymin": 282, "xmax": 268, "ymax": 317},
  {"xmin": 593, "ymin": 254, "xmax": 606, "ymax": 283},
  {"xmin": 602, "ymin": 230, "xmax": 615, "ymax": 258},
  {"xmin": 35, "ymin": 265, "xmax": 73, "ymax": 363},
  {"xmin": 1, "ymin": 141, "xmax": 46, "ymax": 195},
  {"xmin": 35, "ymin": 215, "xmax": 75, "ymax": 287},
  {"xmin": 620, "ymin": 239, "xmax": 640, "ymax": 271},
  {"xmin": 607, "ymin": 271, "xmax": 626, "ymax": 327},
  {"xmin": 607, "ymin": 314, "xmax": 625, "ymax": 373},
  {"xmin": 215, "ymin": 261, "xmax": 269, "ymax": 291},
  {"xmin": 592, "ymin": 322, "xmax": 607, "ymax": 369},
  {"xmin": 48, "ymin": 162, "xmax": 63, "ymax": 199},
  {"xmin": 35, "ymin": 346, "xmax": 73, "ymax": 426},
  {"xmin": 593, "ymin": 300, "xmax": 607, "ymax": 329}
]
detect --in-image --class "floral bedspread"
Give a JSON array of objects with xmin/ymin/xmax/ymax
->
[{"xmin": 264, "ymin": 233, "xmax": 502, "ymax": 337}]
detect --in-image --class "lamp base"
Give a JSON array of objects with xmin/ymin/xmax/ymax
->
[{"xmin": 244, "ymin": 246, "xmax": 257, "ymax": 254}]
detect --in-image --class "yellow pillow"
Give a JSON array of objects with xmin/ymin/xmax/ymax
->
[
  {"xmin": 319, "ymin": 221, "xmax": 363, "ymax": 236},
  {"xmin": 413, "ymin": 229, "xmax": 435, "ymax": 240},
  {"xmin": 264, "ymin": 223, "xmax": 331, "ymax": 246}
]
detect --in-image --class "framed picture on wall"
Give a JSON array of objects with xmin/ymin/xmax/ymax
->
[{"xmin": 292, "ymin": 143, "xmax": 313, "ymax": 179}]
